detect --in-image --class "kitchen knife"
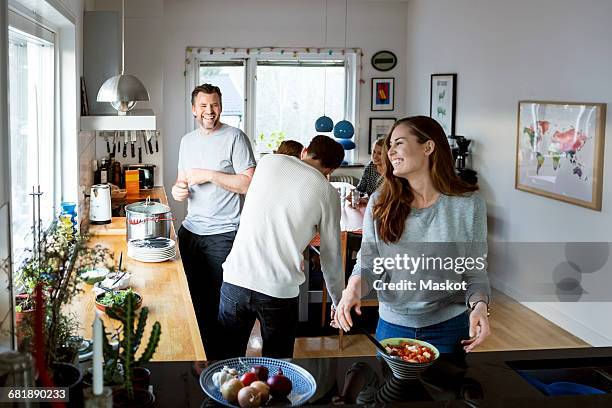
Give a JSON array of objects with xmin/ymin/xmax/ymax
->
[
  {"xmin": 123, "ymin": 131, "xmax": 128, "ymax": 157},
  {"xmin": 155, "ymin": 131, "xmax": 159, "ymax": 152},
  {"xmin": 112, "ymin": 132, "xmax": 116, "ymax": 155},
  {"xmin": 105, "ymin": 132, "xmax": 110, "ymax": 153},
  {"xmin": 138, "ymin": 132, "xmax": 143, "ymax": 163},
  {"xmin": 130, "ymin": 131, "xmax": 136, "ymax": 158},
  {"xmin": 147, "ymin": 131, "xmax": 154, "ymax": 154}
]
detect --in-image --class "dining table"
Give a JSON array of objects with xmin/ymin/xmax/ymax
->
[{"xmin": 298, "ymin": 189, "xmax": 368, "ymax": 348}]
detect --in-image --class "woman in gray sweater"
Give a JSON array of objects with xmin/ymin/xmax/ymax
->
[{"xmin": 333, "ymin": 116, "xmax": 491, "ymax": 354}]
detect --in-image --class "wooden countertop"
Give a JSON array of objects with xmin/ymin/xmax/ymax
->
[{"xmin": 69, "ymin": 187, "xmax": 206, "ymax": 362}]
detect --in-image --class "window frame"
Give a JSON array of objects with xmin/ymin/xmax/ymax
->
[
  {"xmin": 186, "ymin": 50, "xmax": 359, "ymax": 162},
  {"xmin": 7, "ymin": 5, "xmax": 60, "ymax": 264}
]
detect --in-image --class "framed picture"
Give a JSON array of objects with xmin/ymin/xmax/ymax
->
[
  {"xmin": 371, "ymin": 78, "xmax": 394, "ymax": 111},
  {"xmin": 515, "ymin": 100, "xmax": 606, "ymax": 211},
  {"xmin": 429, "ymin": 73, "xmax": 457, "ymax": 136},
  {"xmin": 368, "ymin": 118, "xmax": 396, "ymax": 153}
]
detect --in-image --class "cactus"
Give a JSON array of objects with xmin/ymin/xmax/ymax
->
[{"xmin": 106, "ymin": 292, "xmax": 161, "ymax": 400}]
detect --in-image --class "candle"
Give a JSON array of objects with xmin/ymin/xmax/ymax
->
[{"xmin": 92, "ymin": 311, "xmax": 104, "ymax": 395}]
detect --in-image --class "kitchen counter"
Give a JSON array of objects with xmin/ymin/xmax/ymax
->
[
  {"xmin": 69, "ymin": 187, "xmax": 206, "ymax": 361},
  {"xmin": 142, "ymin": 346, "xmax": 611, "ymax": 407}
]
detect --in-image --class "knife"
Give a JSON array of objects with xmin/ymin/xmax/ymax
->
[
  {"xmin": 138, "ymin": 132, "xmax": 143, "ymax": 163},
  {"xmin": 130, "ymin": 131, "xmax": 136, "ymax": 158},
  {"xmin": 122, "ymin": 131, "xmax": 128, "ymax": 157},
  {"xmin": 155, "ymin": 131, "xmax": 159, "ymax": 152},
  {"xmin": 146, "ymin": 131, "xmax": 154, "ymax": 154}
]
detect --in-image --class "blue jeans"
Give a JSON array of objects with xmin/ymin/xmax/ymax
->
[
  {"xmin": 218, "ymin": 282, "xmax": 298, "ymax": 359},
  {"xmin": 375, "ymin": 313, "xmax": 469, "ymax": 354}
]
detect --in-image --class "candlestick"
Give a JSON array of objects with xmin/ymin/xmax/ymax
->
[{"xmin": 92, "ymin": 311, "xmax": 103, "ymax": 395}]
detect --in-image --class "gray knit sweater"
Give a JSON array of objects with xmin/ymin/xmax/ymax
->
[{"xmin": 351, "ymin": 191, "xmax": 490, "ymax": 328}]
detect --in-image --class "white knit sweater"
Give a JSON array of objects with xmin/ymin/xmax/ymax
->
[{"xmin": 222, "ymin": 154, "xmax": 344, "ymax": 305}]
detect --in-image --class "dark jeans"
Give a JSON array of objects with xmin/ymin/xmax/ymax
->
[
  {"xmin": 218, "ymin": 282, "xmax": 298, "ymax": 359},
  {"xmin": 178, "ymin": 226, "xmax": 236, "ymax": 360},
  {"xmin": 375, "ymin": 312, "xmax": 470, "ymax": 354}
]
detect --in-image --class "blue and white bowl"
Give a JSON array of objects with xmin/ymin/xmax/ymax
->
[
  {"xmin": 200, "ymin": 357, "xmax": 317, "ymax": 407},
  {"xmin": 378, "ymin": 338, "xmax": 440, "ymax": 380}
]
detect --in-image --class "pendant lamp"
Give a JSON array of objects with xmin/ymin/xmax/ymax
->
[
  {"xmin": 315, "ymin": 0, "xmax": 334, "ymax": 133},
  {"xmin": 97, "ymin": 0, "xmax": 149, "ymax": 115}
]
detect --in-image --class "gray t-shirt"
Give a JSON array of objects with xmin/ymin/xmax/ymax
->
[
  {"xmin": 178, "ymin": 124, "xmax": 256, "ymax": 235},
  {"xmin": 352, "ymin": 191, "xmax": 490, "ymax": 328}
]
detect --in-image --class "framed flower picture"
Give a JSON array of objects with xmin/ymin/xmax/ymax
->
[
  {"xmin": 368, "ymin": 118, "xmax": 396, "ymax": 153},
  {"xmin": 429, "ymin": 73, "xmax": 456, "ymax": 136},
  {"xmin": 371, "ymin": 78, "xmax": 394, "ymax": 111},
  {"xmin": 515, "ymin": 100, "xmax": 607, "ymax": 210}
]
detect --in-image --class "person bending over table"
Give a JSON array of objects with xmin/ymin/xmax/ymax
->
[
  {"xmin": 333, "ymin": 116, "xmax": 491, "ymax": 354},
  {"xmin": 219, "ymin": 135, "xmax": 346, "ymax": 358}
]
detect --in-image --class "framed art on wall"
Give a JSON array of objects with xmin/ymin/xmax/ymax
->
[
  {"xmin": 368, "ymin": 118, "xmax": 396, "ymax": 153},
  {"xmin": 371, "ymin": 78, "xmax": 394, "ymax": 111},
  {"xmin": 515, "ymin": 100, "xmax": 606, "ymax": 211},
  {"xmin": 429, "ymin": 73, "xmax": 456, "ymax": 136}
]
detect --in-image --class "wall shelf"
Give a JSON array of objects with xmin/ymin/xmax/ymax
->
[{"xmin": 80, "ymin": 109, "xmax": 156, "ymax": 131}]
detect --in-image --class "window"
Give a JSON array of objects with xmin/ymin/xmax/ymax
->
[
  {"xmin": 8, "ymin": 14, "xmax": 57, "ymax": 262},
  {"xmin": 255, "ymin": 60, "xmax": 345, "ymax": 154},
  {"xmin": 192, "ymin": 50, "xmax": 357, "ymax": 160},
  {"xmin": 199, "ymin": 61, "xmax": 246, "ymax": 131}
]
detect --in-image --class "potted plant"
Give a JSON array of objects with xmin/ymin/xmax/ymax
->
[
  {"xmin": 102, "ymin": 291, "xmax": 161, "ymax": 407},
  {"xmin": 15, "ymin": 224, "xmax": 115, "ymax": 403}
]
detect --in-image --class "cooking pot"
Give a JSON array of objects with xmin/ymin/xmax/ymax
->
[{"xmin": 125, "ymin": 199, "xmax": 174, "ymax": 241}]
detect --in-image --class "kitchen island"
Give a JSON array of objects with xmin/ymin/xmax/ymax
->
[
  {"xmin": 68, "ymin": 187, "xmax": 205, "ymax": 361},
  {"xmin": 144, "ymin": 346, "xmax": 611, "ymax": 407}
]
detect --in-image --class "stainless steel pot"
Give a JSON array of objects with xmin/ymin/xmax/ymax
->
[{"xmin": 125, "ymin": 200, "xmax": 174, "ymax": 241}]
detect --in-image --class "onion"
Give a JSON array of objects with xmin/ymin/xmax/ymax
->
[
  {"xmin": 250, "ymin": 381, "xmax": 270, "ymax": 401},
  {"xmin": 237, "ymin": 386, "xmax": 261, "ymax": 408},
  {"xmin": 267, "ymin": 368, "xmax": 292, "ymax": 398},
  {"xmin": 250, "ymin": 365, "xmax": 269, "ymax": 381},
  {"xmin": 221, "ymin": 378, "xmax": 244, "ymax": 403}
]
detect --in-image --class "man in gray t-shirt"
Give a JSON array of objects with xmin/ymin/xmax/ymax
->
[{"xmin": 172, "ymin": 83, "xmax": 256, "ymax": 360}]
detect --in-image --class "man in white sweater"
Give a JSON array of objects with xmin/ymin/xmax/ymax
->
[{"xmin": 220, "ymin": 135, "xmax": 346, "ymax": 358}]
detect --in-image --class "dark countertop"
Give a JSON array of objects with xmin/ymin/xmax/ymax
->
[{"xmin": 144, "ymin": 346, "xmax": 612, "ymax": 407}]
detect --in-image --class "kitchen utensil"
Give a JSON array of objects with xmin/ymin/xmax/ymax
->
[
  {"xmin": 138, "ymin": 132, "xmax": 143, "ymax": 163},
  {"xmin": 131, "ymin": 131, "xmax": 136, "ymax": 158},
  {"xmin": 89, "ymin": 184, "xmax": 112, "ymax": 225},
  {"xmin": 155, "ymin": 131, "xmax": 159, "ymax": 152},
  {"xmin": 116, "ymin": 131, "xmax": 121, "ymax": 152},
  {"xmin": 123, "ymin": 131, "xmax": 128, "ymax": 157},
  {"xmin": 112, "ymin": 132, "xmax": 116, "ymax": 155},
  {"xmin": 356, "ymin": 326, "xmax": 393, "ymax": 356},
  {"xmin": 200, "ymin": 357, "xmax": 317, "ymax": 407},
  {"xmin": 125, "ymin": 199, "xmax": 173, "ymax": 241},
  {"xmin": 146, "ymin": 130, "xmax": 154, "ymax": 154},
  {"xmin": 105, "ymin": 132, "xmax": 110, "ymax": 153},
  {"xmin": 118, "ymin": 251, "xmax": 123, "ymax": 272}
]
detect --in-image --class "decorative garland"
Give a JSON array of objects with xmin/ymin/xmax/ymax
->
[{"xmin": 185, "ymin": 46, "xmax": 365, "ymax": 85}]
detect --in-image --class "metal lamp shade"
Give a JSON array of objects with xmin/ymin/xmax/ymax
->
[{"xmin": 97, "ymin": 73, "xmax": 150, "ymax": 114}]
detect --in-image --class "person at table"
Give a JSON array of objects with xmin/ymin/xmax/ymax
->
[
  {"xmin": 355, "ymin": 137, "xmax": 384, "ymax": 196},
  {"xmin": 219, "ymin": 135, "xmax": 346, "ymax": 358},
  {"xmin": 275, "ymin": 139, "xmax": 303, "ymax": 158},
  {"xmin": 333, "ymin": 116, "xmax": 491, "ymax": 354},
  {"xmin": 171, "ymin": 83, "xmax": 256, "ymax": 360}
]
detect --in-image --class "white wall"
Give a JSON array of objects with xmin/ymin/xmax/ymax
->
[
  {"xmin": 405, "ymin": 0, "xmax": 612, "ymax": 345},
  {"xmin": 102, "ymin": 0, "xmax": 408, "ymax": 222}
]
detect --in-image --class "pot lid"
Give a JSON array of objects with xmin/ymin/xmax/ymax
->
[{"xmin": 125, "ymin": 201, "xmax": 170, "ymax": 215}]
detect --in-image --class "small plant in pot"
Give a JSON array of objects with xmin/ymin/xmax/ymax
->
[
  {"xmin": 15, "ymin": 225, "xmax": 115, "ymax": 404},
  {"xmin": 102, "ymin": 291, "xmax": 161, "ymax": 407}
]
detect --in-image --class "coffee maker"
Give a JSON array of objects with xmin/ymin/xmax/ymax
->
[{"xmin": 450, "ymin": 135, "xmax": 478, "ymax": 185}]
